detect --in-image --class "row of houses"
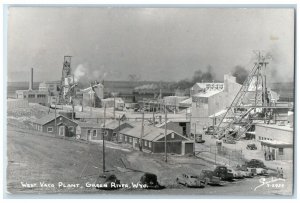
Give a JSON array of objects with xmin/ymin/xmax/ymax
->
[{"xmin": 31, "ymin": 113, "xmax": 194, "ymax": 155}]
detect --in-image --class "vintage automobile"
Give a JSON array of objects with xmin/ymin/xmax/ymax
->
[
  {"xmin": 176, "ymin": 173, "xmax": 205, "ymax": 188},
  {"xmin": 223, "ymin": 138, "xmax": 236, "ymax": 144},
  {"xmin": 228, "ymin": 168, "xmax": 244, "ymax": 179},
  {"xmin": 139, "ymin": 173, "xmax": 165, "ymax": 189},
  {"xmin": 199, "ymin": 170, "xmax": 222, "ymax": 186},
  {"xmin": 213, "ymin": 166, "xmax": 234, "ymax": 181},
  {"xmin": 195, "ymin": 134, "xmax": 205, "ymax": 143},
  {"xmin": 256, "ymin": 168, "xmax": 269, "ymax": 175},
  {"xmin": 236, "ymin": 165, "xmax": 254, "ymax": 178},
  {"xmin": 95, "ymin": 174, "xmax": 121, "ymax": 190},
  {"xmin": 205, "ymin": 126, "xmax": 218, "ymax": 135},
  {"xmin": 246, "ymin": 143, "xmax": 257, "ymax": 150},
  {"xmin": 246, "ymin": 159, "xmax": 266, "ymax": 168},
  {"xmin": 240, "ymin": 170, "xmax": 254, "ymax": 178}
]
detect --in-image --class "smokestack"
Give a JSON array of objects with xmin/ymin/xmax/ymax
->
[{"xmin": 29, "ymin": 68, "xmax": 33, "ymax": 90}]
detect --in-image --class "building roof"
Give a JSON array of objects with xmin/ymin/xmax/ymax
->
[
  {"xmin": 261, "ymin": 140, "xmax": 293, "ymax": 148},
  {"xmin": 32, "ymin": 114, "xmax": 77, "ymax": 126},
  {"xmin": 192, "ymin": 82, "xmax": 224, "ymax": 90},
  {"xmin": 102, "ymin": 97, "xmax": 124, "ymax": 103},
  {"xmin": 209, "ymin": 109, "xmax": 228, "ymax": 118},
  {"xmin": 103, "ymin": 120, "xmax": 132, "ymax": 129},
  {"xmin": 256, "ymin": 123, "xmax": 293, "ymax": 132},
  {"xmin": 193, "ymin": 89, "xmax": 223, "ymax": 98},
  {"xmin": 16, "ymin": 89, "xmax": 49, "ymax": 94},
  {"xmin": 120, "ymin": 124, "xmax": 189, "ymax": 142},
  {"xmin": 179, "ymin": 97, "xmax": 192, "ymax": 105}
]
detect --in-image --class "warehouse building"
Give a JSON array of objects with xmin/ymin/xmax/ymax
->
[{"xmin": 119, "ymin": 124, "xmax": 194, "ymax": 155}]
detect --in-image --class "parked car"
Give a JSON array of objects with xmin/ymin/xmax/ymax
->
[
  {"xmin": 256, "ymin": 168, "xmax": 268, "ymax": 176},
  {"xmin": 95, "ymin": 174, "xmax": 121, "ymax": 190},
  {"xmin": 176, "ymin": 173, "xmax": 205, "ymax": 188},
  {"xmin": 199, "ymin": 170, "xmax": 222, "ymax": 186},
  {"xmin": 247, "ymin": 167, "xmax": 258, "ymax": 175},
  {"xmin": 139, "ymin": 173, "xmax": 165, "ymax": 189},
  {"xmin": 213, "ymin": 166, "xmax": 234, "ymax": 181},
  {"xmin": 223, "ymin": 138, "xmax": 236, "ymax": 144},
  {"xmin": 239, "ymin": 170, "xmax": 254, "ymax": 178},
  {"xmin": 205, "ymin": 126, "xmax": 217, "ymax": 135},
  {"xmin": 246, "ymin": 159, "xmax": 266, "ymax": 168},
  {"xmin": 236, "ymin": 165, "xmax": 254, "ymax": 178},
  {"xmin": 195, "ymin": 134, "xmax": 205, "ymax": 143},
  {"xmin": 228, "ymin": 168, "xmax": 244, "ymax": 179},
  {"xmin": 246, "ymin": 144, "xmax": 257, "ymax": 150}
]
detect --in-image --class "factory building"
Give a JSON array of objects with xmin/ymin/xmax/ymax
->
[
  {"xmin": 39, "ymin": 81, "xmax": 60, "ymax": 96},
  {"xmin": 191, "ymin": 75, "xmax": 242, "ymax": 133},
  {"xmin": 101, "ymin": 97, "xmax": 125, "ymax": 110},
  {"xmin": 163, "ymin": 96, "xmax": 189, "ymax": 112},
  {"xmin": 15, "ymin": 68, "xmax": 49, "ymax": 105},
  {"xmin": 81, "ymin": 82, "xmax": 104, "ymax": 108}
]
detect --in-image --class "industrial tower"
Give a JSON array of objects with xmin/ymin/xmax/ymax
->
[
  {"xmin": 59, "ymin": 56, "xmax": 77, "ymax": 105},
  {"xmin": 216, "ymin": 52, "xmax": 290, "ymax": 141}
]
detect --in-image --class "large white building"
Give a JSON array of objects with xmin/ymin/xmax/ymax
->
[
  {"xmin": 190, "ymin": 75, "xmax": 241, "ymax": 133},
  {"xmin": 255, "ymin": 123, "xmax": 293, "ymax": 160}
]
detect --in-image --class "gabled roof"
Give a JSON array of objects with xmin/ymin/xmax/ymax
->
[
  {"xmin": 32, "ymin": 114, "xmax": 78, "ymax": 126},
  {"xmin": 120, "ymin": 124, "xmax": 189, "ymax": 142},
  {"xmin": 103, "ymin": 120, "xmax": 133, "ymax": 130}
]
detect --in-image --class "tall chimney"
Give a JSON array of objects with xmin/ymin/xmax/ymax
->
[{"xmin": 29, "ymin": 68, "xmax": 33, "ymax": 90}]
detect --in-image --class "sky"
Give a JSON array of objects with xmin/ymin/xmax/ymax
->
[{"xmin": 6, "ymin": 7, "xmax": 295, "ymax": 83}]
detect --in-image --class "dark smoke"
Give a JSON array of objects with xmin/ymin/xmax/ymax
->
[
  {"xmin": 172, "ymin": 65, "xmax": 217, "ymax": 89},
  {"xmin": 231, "ymin": 65, "xmax": 248, "ymax": 84}
]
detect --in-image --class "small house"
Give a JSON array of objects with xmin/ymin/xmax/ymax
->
[
  {"xmin": 102, "ymin": 120, "xmax": 133, "ymax": 142},
  {"xmin": 76, "ymin": 122, "xmax": 103, "ymax": 141},
  {"xmin": 31, "ymin": 114, "xmax": 78, "ymax": 137}
]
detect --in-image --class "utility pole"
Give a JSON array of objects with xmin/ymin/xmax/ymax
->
[
  {"xmin": 140, "ymin": 111, "xmax": 144, "ymax": 151},
  {"xmin": 194, "ymin": 123, "xmax": 196, "ymax": 156},
  {"xmin": 118, "ymin": 115, "xmax": 121, "ymax": 142},
  {"xmin": 164, "ymin": 105, "xmax": 168, "ymax": 162},
  {"xmin": 113, "ymin": 94, "xmax": 116, "ymax": 120},
  {"xmin": 102, "ymin": 104, "xmax": 106, "ymax": 173},
  {"xmin": 54, "ymin": 98, "xmax": 57, "ymax": 136},
  {"xmin": 152, "ymin": 104, "xmax": 155, "ymax": 126}
]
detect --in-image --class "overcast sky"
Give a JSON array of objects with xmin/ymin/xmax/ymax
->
[{"xmin": 7, "ymin": 7, "xmax": 294, "ymax": 83}]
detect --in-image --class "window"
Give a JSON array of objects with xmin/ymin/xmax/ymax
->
[
  {"xmin": 28, "ymin": 94, "xmax": 35, "ymax": 98},
  {"xmin": 93, "ymin": 130, "xmax": 97, "ymax": 137},
  {"xmin": 149, "ymin": 142, "xmax": 152, "ymax": 148},
  {"xmin": 144, "ymin": 141, "xmax": 147, "ymax": 146},
  {"xmin": 171, "ymin": 133, "xmax": 175, "ymax": 139},
  {"xmin": 69, "ymin": 126, "xmax": 74, "ymax": 132},
  {"xmin": 279, "ymin": 148, "xmax": 284, "ymax": 155},
  {"xmin": 125, "ymin": 136, "xmax": 128, "ymax": 142},
  {"xmin": 47, "ymin": 127, "xmax": 53, "ymax": 132},
  {"xmin": 129, "ymin": 137, "xmax": 132, "ymax": 142},
  {"xmin": 259, "ymin": 136, "xmax": 261, "ymax": 140},
  {"xmin": 87, "ymin": 130, "xmax": 91, "ymax": 136}
]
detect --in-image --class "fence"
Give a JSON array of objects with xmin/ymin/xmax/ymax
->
[{"xmin": 195, "ymin": 144, "xmax": 246, "ymax": 167}]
